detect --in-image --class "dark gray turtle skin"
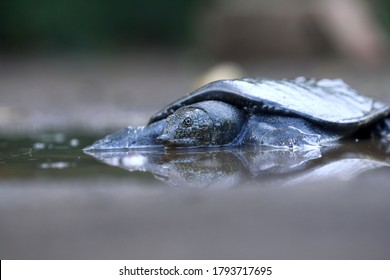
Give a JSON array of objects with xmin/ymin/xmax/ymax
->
[{"xmin": 84, "ymin": 77, "xmax": 390, "ymax": 150}]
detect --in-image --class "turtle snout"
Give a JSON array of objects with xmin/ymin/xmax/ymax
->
[{"xmin": 156, "ymin": 133, "xmax": 171, "ymax": 144}]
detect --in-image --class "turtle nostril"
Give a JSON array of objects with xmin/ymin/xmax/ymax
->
[{"xmin": 156, "ymin": 134, "xmax": 169, "ymax": 143}]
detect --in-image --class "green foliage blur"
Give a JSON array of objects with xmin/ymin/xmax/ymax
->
[
  {"xmin": 0, "ymin": 0, "xmax": 201, "ymax": 51},
  {"xmin": 0, "ymin": 0, "xmax": 389, "ymax": 52},
  {"xmin": 374, "ymin": 0, "xmax": 390, "ymax": 34}
]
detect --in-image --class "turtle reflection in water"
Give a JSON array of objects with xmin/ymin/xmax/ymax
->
[
  {"xmin": 85, "ymin": 144, "xmax": 390, "ymax": 188},
  {"xmin": 85, "ymin": 77, "xmax": 390, "ymax": 151}
]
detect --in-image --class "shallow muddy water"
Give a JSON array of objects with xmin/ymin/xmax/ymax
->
[
  {"xmin": 1, "ymin": 132, "xmax": 389, "ymax": 188},
  {"xmin": 0, "ymin": 133, "xmax": 151, "ymax": 180},
  {"xmin": 1, "ymin": 132, "xmax": 390, "ymax": 259}
]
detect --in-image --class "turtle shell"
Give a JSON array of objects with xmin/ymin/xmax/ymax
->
[{"xmin": 148, "ymin": 77, "xmax": 390, "ymax": 129}]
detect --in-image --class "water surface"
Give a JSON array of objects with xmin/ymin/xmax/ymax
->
[
  {"xmin": 2, "ymin": 132, "xmax": 389, "ymax": 188},
  {"xmin": 0, "ymin": 133, "xmax": 155, "ymax": 181},
  {"xmin": 1, "ymin": 132, "xmax": 390, "ymax": 259}
]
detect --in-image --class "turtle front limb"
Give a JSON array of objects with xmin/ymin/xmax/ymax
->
[
  {"xmin": 259, "ymin": 126, "xmax": 321, "ymax": 149},
  {"xmin": 241, "ymin": 117, "xmax": 322, "ymax": 149}
]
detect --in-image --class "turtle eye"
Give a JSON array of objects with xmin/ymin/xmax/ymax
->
[{"xmin": 182, "ymin": 117, "xmax": 193, "ymax": 127}]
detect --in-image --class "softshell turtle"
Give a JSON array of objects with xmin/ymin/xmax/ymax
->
[{"xmin": 84, "ymin": 77, "xmax": 390, "ymax": 150}]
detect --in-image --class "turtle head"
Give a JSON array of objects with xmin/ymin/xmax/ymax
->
[{"xmin": 157, "ymin": 101, "xmax": 245, "ymax": 147}]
